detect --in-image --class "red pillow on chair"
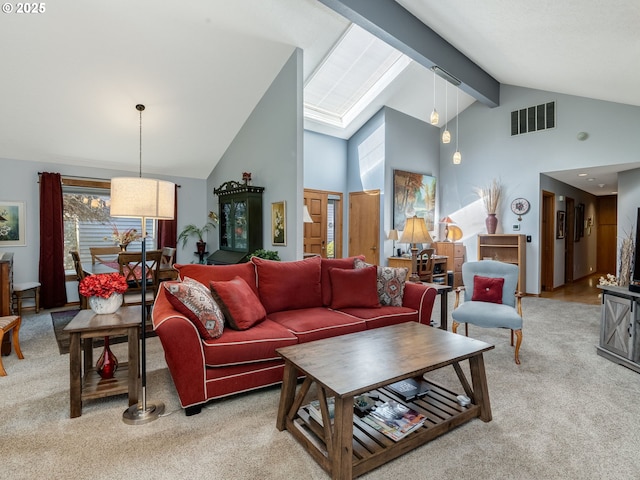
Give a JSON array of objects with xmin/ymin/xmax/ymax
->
[{"xmin": 472, "ymin": 275, "xmax": 504, "ymax": 304}]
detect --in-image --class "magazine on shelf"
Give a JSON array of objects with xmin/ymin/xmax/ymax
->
[
  {"xmin": 363, "ymin": 400, "xmax": 426, "ymax": 441},
  {"xmin": 386, "ymin": 377, "xmax": 430, "ymax": 401},
  {"xmin": 308, "ymin": 397, "xmax": 335, "ymax": 426}
]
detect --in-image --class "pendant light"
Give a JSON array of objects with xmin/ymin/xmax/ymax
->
[
  {"xmin": 430, "ymin": 70, "xmax": 439, "ymax": 125},
  {"xmin": 453, "ymin": 89, "xmax": 461, "ymax": 164},
  {"xmin": 442, "ymin": 80, "xmax": 451, "ymax": 144}
]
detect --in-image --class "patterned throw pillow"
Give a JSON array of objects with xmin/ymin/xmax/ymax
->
[
  {"xmin": 354, "ymin": 258, "xmax": 408, "ymax": 307},
  {"xmin": 163, "ymin": 277, "xmax": 225, "ymax": 339}
]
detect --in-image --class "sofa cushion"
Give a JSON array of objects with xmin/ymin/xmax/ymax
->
[
  {"xmin": 268, "ymin": 307, "xmax": 366, "ymax": 343},
  {"xmin": 320, "ymin": 256, "xmax": 365, "ymax": 306},
  {"xmin": 329, "ymin": 266, "xmax": 380, "ymax": 309},
  {"xmin": 337, "ymin": 306, "xmax": 419, "ymax": 329},
  {"xmin": 173, "ymin": 262, "xmax": 258, "ymax": 295},
  {"xmin": 163, "ymin": 277, "xmax": 225, "ymax": 339},
  {"xmin": 210, "ymin": 276, "xmax": 267, "ymax": 331},
  {"xmin": 472, "ymin": 275, "xmax": 504, "ymax": 304},
  {"xmin": 354, "ymin": 258, "xmax": 408, "ymax": 307},
  {"xmin": 251, "ymin": 256, "xmax": 322, "ymax": 313},
  {"xmin": 202, "ymin": 319, "xmax": 298, "ymax": 367}
]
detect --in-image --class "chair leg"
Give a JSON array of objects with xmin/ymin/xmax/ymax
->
[
  {"xmin": 510, "ymin": 329, "xmax": 514, "ymax": 346},
  {"xmin": 12, "ymin": 317, "xmax": 23, "ymax": 360},
  {"xmin": 35, "ymin": 286, "xmax": 40, "ymax": 313},
  {"xmin": 514, "ymin": 329, "xmax": 522, "ymax": 365},
  {"xmin": 452, "ymin": 321, "xmax": 459, "ymax": 334}
]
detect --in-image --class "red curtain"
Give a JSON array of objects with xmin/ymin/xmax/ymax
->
[
  {"xmin": 157, "ymin": 184, "xmax": 178, "ymax": 248},
  {"xmin": 39, "ymin": 172, "xmax": 68, "ymax": 308}
]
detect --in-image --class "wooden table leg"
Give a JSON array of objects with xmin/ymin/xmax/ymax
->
[
  {"xmin": 276, "ymin": 361, "xmax": 298, "ymax": 431},
  {"xmin": 127, "ymin": 325, "xmax": 139, "ymax": 406},
  {"xmin": 469, "ymin": 353, "xmax": 492, "ymax": 422},
  {"xmin": 331, "ymin": 395, "xmax": 354, "ymax": 480},
  {"xmin": 69, "ymin": 332, "xmax": 82, "ymax": 418},
  {"xmin": 439, "ymin": 290, "xmax": 449, "ymax": 331}
]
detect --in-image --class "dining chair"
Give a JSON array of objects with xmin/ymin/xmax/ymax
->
[
  {"xmin": 118, "ymin": 250, "xmax": 162, "ymax": 309},
  {"xmin": 89, "ymin": 246, "xmax": 122, "ymax": 265},
  {"xmin": 416, "ymin": 248, "xmax": 435, "ymax": 283},
  {"xmin": 451, "ymin": 260, "xmax": 524, "ymax": 364},
  {"xmin": 158, "ymin": 246, "xmax": 178, "ymax": 282},
  {"xmin": 70, "ymin": 250, "xmax": 88, "ymax": 309}
]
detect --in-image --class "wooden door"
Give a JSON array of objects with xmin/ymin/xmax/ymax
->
[
  {"xmin": 304, "ymin": 190, "xmax": 327, "ymax": 257},
  {"xmin": 597, "ymin": 195, "xmax": 617, "ymax": 275},
  {"xmin": 541, "ymin": 191, "xmax": 555, "ymax": 291},
  {"xmin": 349, "ymin": 190, "xmax": 380, "ymax": 264},
  {"xmin": 566, "ymin": 197, "xmax": 575, "ymax": 283}
]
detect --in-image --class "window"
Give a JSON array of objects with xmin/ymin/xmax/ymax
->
[{"xmin": 62, "ymin": 178, "xmax": 155, "ymax": 272}]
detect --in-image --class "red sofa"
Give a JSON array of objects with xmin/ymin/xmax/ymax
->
[{"xmin": 152, "ymin": 256, "xmax": 437, "ymax": 415}]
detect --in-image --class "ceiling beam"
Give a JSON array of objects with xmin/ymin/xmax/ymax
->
[{"xmin": 317, "ymin": 0, "xmax": 500, "ymax": 107}]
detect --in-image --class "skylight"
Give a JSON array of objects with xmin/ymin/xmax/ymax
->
[{"xmin": 304, "ymin": 24, "xmax": 411, "ymax": 129}]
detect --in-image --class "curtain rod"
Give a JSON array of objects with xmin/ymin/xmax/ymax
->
[{"xmin": 37, "ymin": 172, "xmax": 181, "ymax": 187}]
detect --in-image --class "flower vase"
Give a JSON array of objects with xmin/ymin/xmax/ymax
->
[
  {"xmin": 485, "ymin": 214, "xmax": 498, "ymax": 234},
  {"xmin": 96, "ymin": 336, "xmax": 118, "ymax": 379},
  {"xmin": 119, "ymin": 244, "xmax": 128, "ymax": 252},
  {"xmin": 88, "ymin": 293, "xmax": 123, "ymax": 315}
]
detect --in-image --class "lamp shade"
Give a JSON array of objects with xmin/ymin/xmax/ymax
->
[
  {"xmin": 399, "ymin": 216, "xmax": 432, "ymax": 245},
  {"xmin": 387, "ymin": 229, "xmax": 399, "ymax": 241},
  {"xmin": 303, "ymin": 205, "xmax": 313, "ymax": 223},
  {"xmin": 448, "ymin": 225, "xmax": 463, "ymax": 241},
  {"xmin": 110, "ymin": 177, "xmax": 175, "ymax": 220}
]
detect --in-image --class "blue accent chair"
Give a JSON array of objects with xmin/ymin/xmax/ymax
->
[{"xmin": 451, "ymin": 260, "xmax": 523, "ymax": 364}]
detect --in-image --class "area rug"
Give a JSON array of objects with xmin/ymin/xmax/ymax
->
[{"xmin": 51, "ymin": 309, "xmax": 128, "ymax": 355}]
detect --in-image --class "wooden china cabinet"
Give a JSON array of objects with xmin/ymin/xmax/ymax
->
[
  {"xmin": 208, "ymin": 181, "xmax": 264, "ymax": 265},
  {"xmin": 0, "ymin": 252, "xmax": 14, "ymax": 355}
]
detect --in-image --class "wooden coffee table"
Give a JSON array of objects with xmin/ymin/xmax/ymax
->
[
  {"xmin": 63, "ymin": 306, "xmax": 141, "ymax": 418},
  {"xmin": 276, "ymin": 322, "xmax": 494, "ymax": 480}
]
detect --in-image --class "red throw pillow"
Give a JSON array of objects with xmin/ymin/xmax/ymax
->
[
  {"xmin": 320, "ymin": 255, "xmax": 365, "ymax": 306},
  {"xmin": 210, "ymin": 276, "xmax": 267, "ymax": 330},
  {"xmin": 472, "ymin": 275, "xmax": 505, "ymax": 304},
  {"xmin": 328, "ymin": 266, "xmax": 380, "ymax": 310}
]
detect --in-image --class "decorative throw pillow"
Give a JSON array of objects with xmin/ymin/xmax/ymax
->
[
  {"xmin": 163, "ymin": 277, "xmax": 225, "ymax": 339},
  {"xmin": 354, "ymin": 258, "xmax": 408, "ymax": 307},
  {"xmin": 472, "ymin": 275, "xmax": 505, "ymax": 304},
  {"xmin": 320, "ymin": 255, "xmax": 365, "ymax": 306},
  {"xmin": 210, "ymin": 276, "xmax": 267, "ymax": 330},
  {"xmin": 328, "ymin": 266, "xmax": 380, "ymax": 310}
]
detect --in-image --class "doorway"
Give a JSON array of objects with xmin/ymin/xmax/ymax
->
[
  {"xmin": 348, "ymin": 190, "xmax": 380, "ymax": 264},
  {"xmin": 541, "ymin": 191, "xmax": 555, "ymax": 291},
  {"xmin": 304, "ymin": 189, "xmax": 343, "ymax": 258}
]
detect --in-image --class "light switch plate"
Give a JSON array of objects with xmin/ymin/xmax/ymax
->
[{"xmin": 512, "ymin": 224, "xmax": 520, "ymax": 231}]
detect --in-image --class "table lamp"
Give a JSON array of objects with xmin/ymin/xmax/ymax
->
[
  {"xmin": 387, "ymin": 229, "xmax": 399, "ymax": 256},
  {"xmin": 399, "ymin": 216, "xmax": 432, "ymax": 282}
]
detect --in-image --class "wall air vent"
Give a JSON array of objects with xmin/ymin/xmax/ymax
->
[{"xmin": 510, "ymin": 101, "xmax": 555, "ymax": 136}]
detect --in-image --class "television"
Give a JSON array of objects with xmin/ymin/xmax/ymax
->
[{"xmin": 630, "ymin": 207, "xmax": 640, "ymax": 293}]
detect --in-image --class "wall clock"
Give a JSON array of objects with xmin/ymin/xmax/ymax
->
[{"xmin": 511, "ymin": 198, "xmax": 530, "ymax": 221}]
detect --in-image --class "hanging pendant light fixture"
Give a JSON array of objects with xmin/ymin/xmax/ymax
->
[
  {"xmin": 111, "ymin": 104, "xmax": 175, "ymax": 425},
  {"xmin": 430, "ymin": 70, "xmax": 439, "ymax": 125},
  {"xmin": 442, "ymin": 80, "xmax": 451, "ymax": 144},
  {"xmin": 453, "ymin": 89, "xmax": 462, "ymax": 164}
]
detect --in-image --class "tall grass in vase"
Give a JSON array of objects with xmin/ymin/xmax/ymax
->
[{"xmin": 478, "ymin": 178, "xmax": 502, "ymax": 234}]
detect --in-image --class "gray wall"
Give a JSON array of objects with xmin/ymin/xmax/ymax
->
[
  {"xmin": 304, "ymin": 130, "xmax": 347, "ymax": 192},
  {"xmin": 439, "ymin": 84, "xmax": 640, "ymax": 294},
  {"xmin": 208, "ymin": 49, "xmax": 303, "ymax": 261}
]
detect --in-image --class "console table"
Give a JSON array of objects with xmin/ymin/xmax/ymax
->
[{"xmin": 597, "ymin": 285, "xmax": 640, "ymax": 373}]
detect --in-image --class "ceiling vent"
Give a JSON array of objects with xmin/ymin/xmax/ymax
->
[{"xmin": 511, "ymin": 101, "xmax": 555, "ymax": 136}]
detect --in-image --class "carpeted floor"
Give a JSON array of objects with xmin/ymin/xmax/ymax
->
[{"xmin": 4, "ymin": 296, "xmax": 640, "ymax": 479}]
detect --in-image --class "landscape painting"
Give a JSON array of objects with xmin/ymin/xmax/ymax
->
[{"xmin": 393, "ymin": 170, "xmax": 436, "ymax": 231}]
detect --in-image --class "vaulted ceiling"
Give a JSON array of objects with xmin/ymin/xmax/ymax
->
[{"xmin": 2, "ymin": 0, "xmax": 638, "ymax": 187}]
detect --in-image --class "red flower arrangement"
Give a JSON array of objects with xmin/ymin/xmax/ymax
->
[{"xmin": 79, "ymin": 273, "xmax": 128, "ymax": 298}]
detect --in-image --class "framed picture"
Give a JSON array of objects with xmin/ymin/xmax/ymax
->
[
  {"xmin": 556, "ymin": 210, "xmax": 566, "ymax": 239},
  {"xmin": 393, "ymin": 170, "xmax": 436, "ymax": 231},
  {"xmin": 271, "ymin": 201, "xmax": 286, "ymax": 246},
  {"xmin": 0, "ymin": 201, "xmax": 26, "ymax": 246}
]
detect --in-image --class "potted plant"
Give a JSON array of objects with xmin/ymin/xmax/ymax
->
[
  {"xmin": 178, "ymin": 221, "xmax": 217, "ymax": 256},
  {"xmin": 248, "ymin": 249, "xmax": 281, "ymax": 261},
  {"xmin": 477, "ymin": 178, "xmax": 502, "ymax": 234}
]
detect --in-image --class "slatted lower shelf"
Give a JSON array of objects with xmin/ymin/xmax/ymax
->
[{"xmin": 288, "ymin": 379, "xmax": 480, "ymax": 478}]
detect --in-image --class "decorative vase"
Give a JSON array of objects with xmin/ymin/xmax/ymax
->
[
  {"xmin": 88, "ymin": 293, "xmax": 123, "ymax": 315},
  {"xmin": 96, "ymin": 336, "xmax": 118, "ymax": 379},
  {"xmin": 485, "ymin": 213, "xmax": 498, "ymax": 234},
  {"xmin": 119, "ymin": 243, "xmax": 128, "ymax": 252}
]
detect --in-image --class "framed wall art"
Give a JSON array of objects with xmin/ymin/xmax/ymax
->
[
  {"xmin": 556, "ymin": 210, "xmax": 566, "ymax": 239},
  {"xmin": 393, "ymin": 170, "xmax": 436, "ymax": 231},
  {"xmin": 0, "ymin": 201, "xmax": 26, "ymax": 246},
  {"xmin": 271, "ymin": 201, "xmax": 286, "ymax": 246}
]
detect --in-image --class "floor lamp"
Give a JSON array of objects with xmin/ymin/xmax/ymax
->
[
  {"xmin": 399, "ymin": 215, "xmax": 432, "ymax": 283},
  {"xmin": 111, "ymin": 104, "xmax": 176, "ymax": 425}
]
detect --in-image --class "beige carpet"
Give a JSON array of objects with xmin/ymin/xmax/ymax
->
[{"xmin": 2, "ymin": 296, "xmax": 640, "ymax": 480}]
